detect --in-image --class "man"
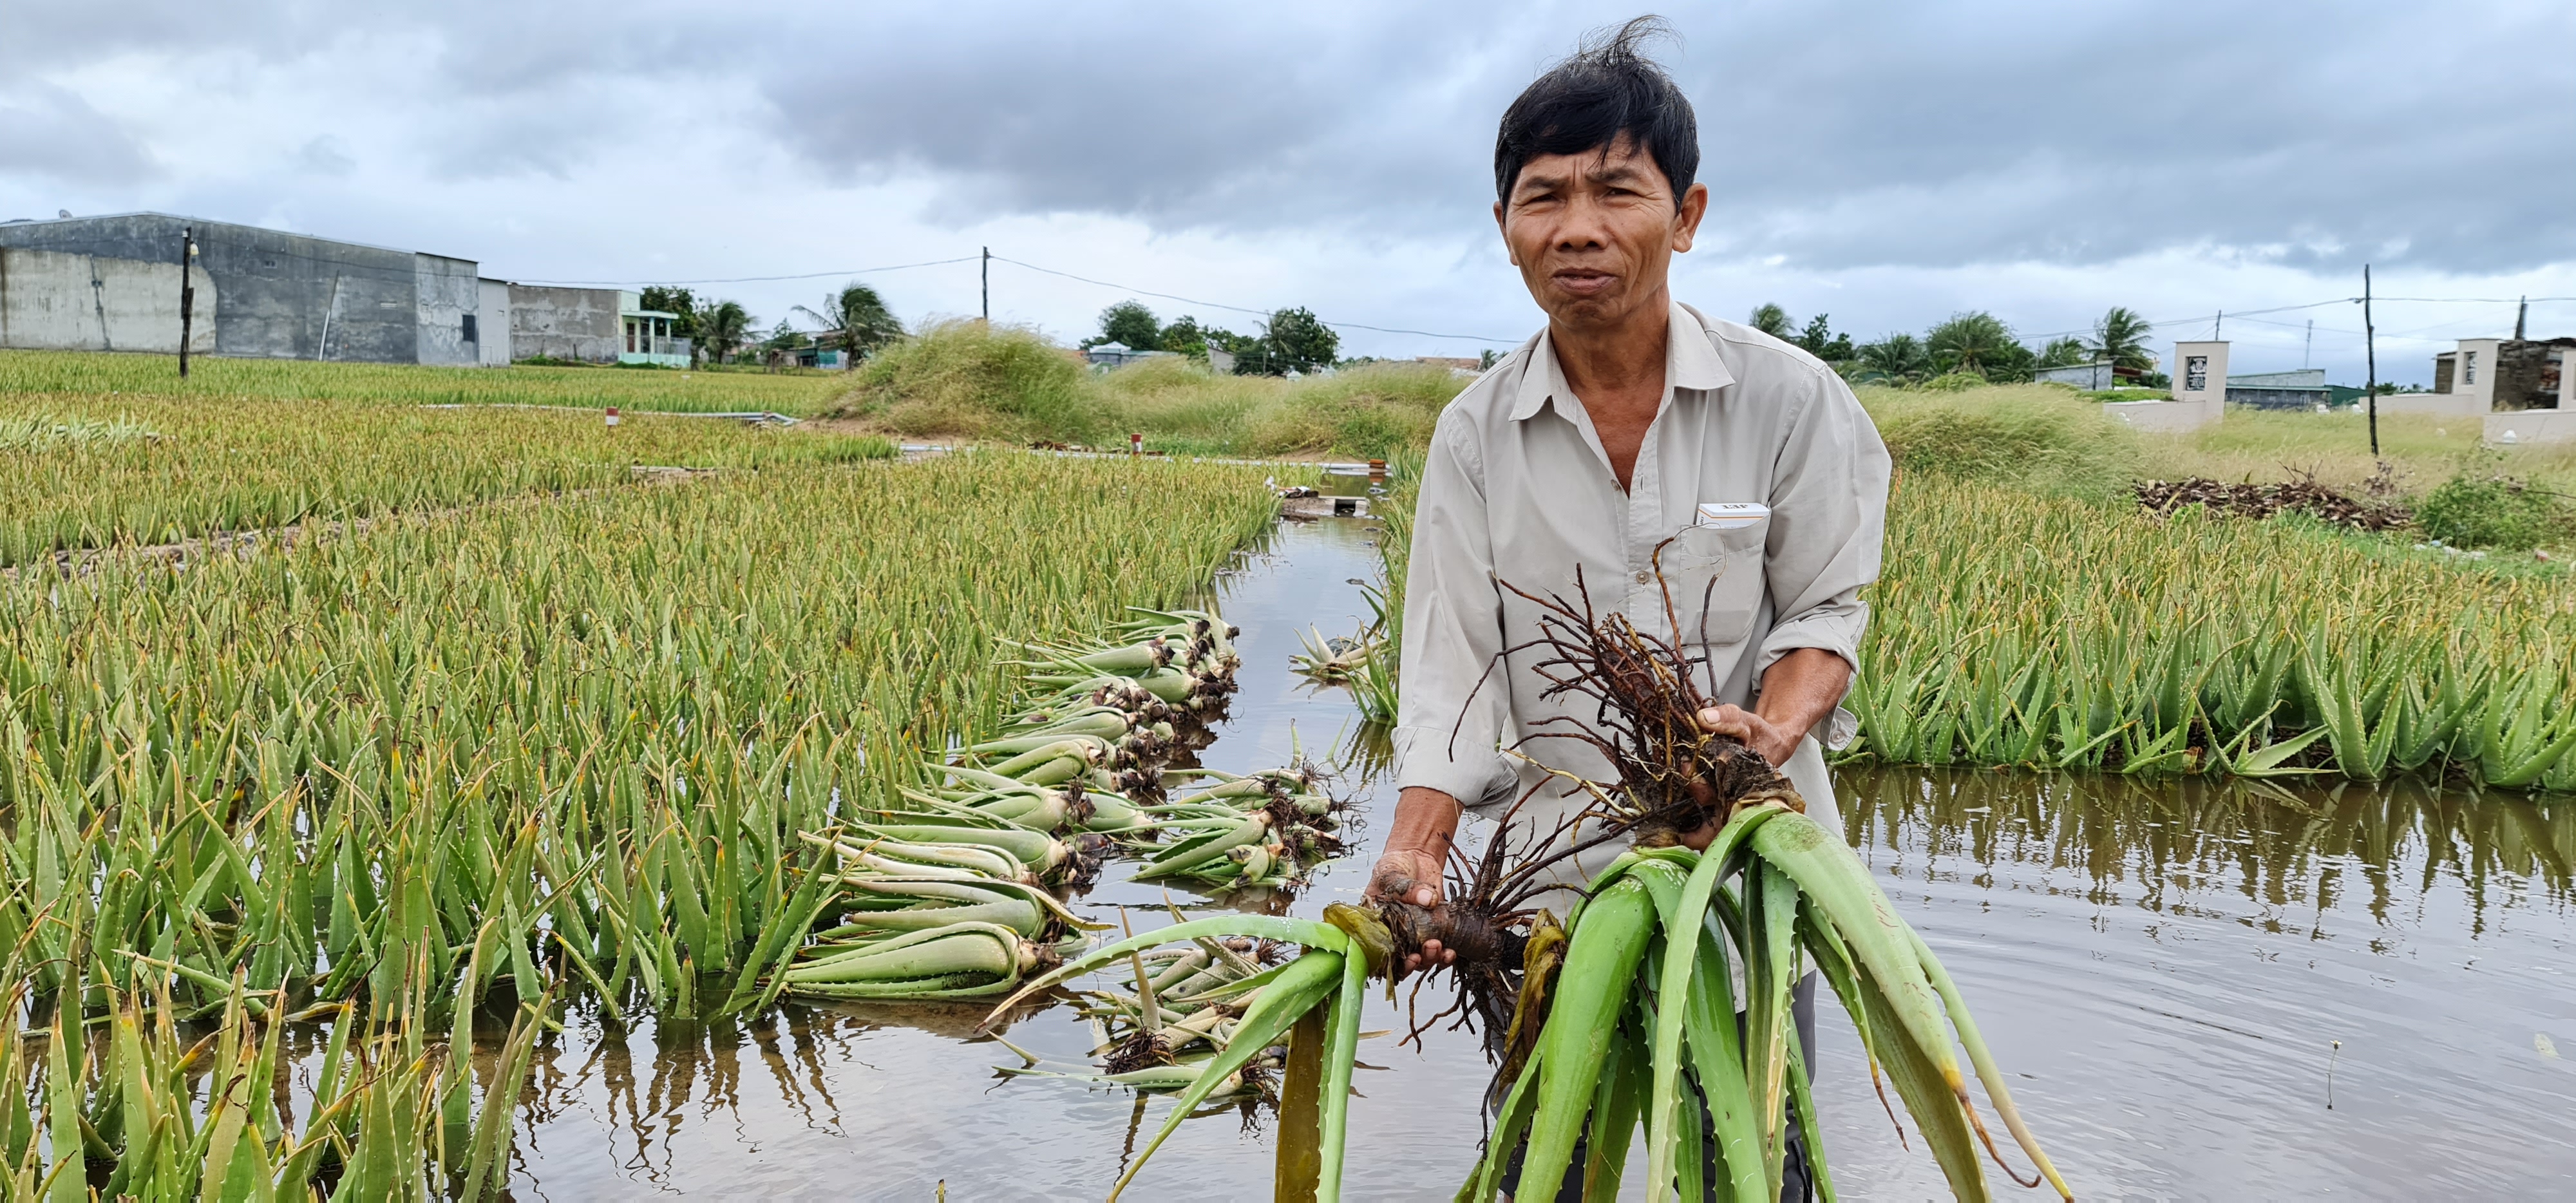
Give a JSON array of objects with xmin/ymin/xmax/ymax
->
[{"xmin": 1365, "ymin": 21, "xmax": 1889, "ymax": 1200}]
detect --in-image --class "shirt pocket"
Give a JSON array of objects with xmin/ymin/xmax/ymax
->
[{"xmin": 1651, "ymin": 518, "xmax": 1768, "ymax": 647}]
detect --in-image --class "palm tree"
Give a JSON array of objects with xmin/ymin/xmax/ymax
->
[
  {"xmin": 1749, "ymin": 303, "xmax": 1792, "ymax": 339},
  {"xmin": 2037, "ymin": 336, "xmax": 2090, "ymax": 368},
  {"xmin": 1857, "ymin": 334, "xmax": 1931, "ymax": 383},
  {"xmin": 1926, "ymin": 311, "xmax": 2018, "ymax": 378},
  {"xmin": 795, "ymin": 282, "xmax": 905, "ymax": 366},
  {"xmin": 694, "ymin": 300, "xmax": 752, "ymax": 365},
  {"xmin": 2086, "ymin": 307, "xmax": 2155, "ymax": 372}
]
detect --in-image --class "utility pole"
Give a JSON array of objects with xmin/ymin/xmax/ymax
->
[
  {"xmin": 2304, "ymin": 319, "xmax": 2313, "ymax": 369},
  {"xmin": 981, "ymin": 247, "xmax": 990, "ymax": 323},
  {"xmin": 2363, "ymin": 265, "xmax": 2378, "ymax": 458},
  {"xmin": 2515, "ymin": 295, "xmax": 2527, "ymax": 340},
  {"xmin": 178, "ymin": 227, "xmax": 198, "ymax": 379},
  {"xmin": 2214, "ymin": 310, "xmax": 2222, "ymax": 340}
]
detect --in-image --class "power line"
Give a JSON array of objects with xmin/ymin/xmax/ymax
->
[{"xmin": 510, "ymin": 256, "xmax": 983, "ymax": 288}]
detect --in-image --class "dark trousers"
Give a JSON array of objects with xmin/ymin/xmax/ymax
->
[{"xmin": 1501, "ymin": 972, "xmax": 1817, "ymax": 1202}]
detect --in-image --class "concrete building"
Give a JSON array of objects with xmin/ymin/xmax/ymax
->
[
  {"xmin": 2382, "ymin": 335, "xmax": 2576, "ymax": 443},
  {"xmin": 0, "ymin": 211, "xmax": 500, "ymax": 365},
  {"xmin": 0, "ymin": 245, "xmax": 216, "ymax": 354},
  {"xmin": 2105, "ymin": 339, "xmax": 2226, "ymax": 432},
  {"xmin": 2224, "ymin": 368, "xmax": 2331, "ymax": 410},
  {"xmin": 505, "ymin": 285, "xmax": 621, "ymax": 363},
  {"xmin": 618, "ymin": 292, "xmax": 692, "ymax": 367},
  {"xmin": 2034, "ymin": 362, "xmax": 2119, "ymax": 389},
  {"xmin": 475, "ymin": 279, "xmax": 511, "ymax": 366}
]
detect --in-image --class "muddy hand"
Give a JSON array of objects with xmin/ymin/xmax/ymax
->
[{"xmin": 1365, "ymin": 847, "xmax": 1454, "ymax": 976}]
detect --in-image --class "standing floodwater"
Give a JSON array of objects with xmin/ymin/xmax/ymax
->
[
  {"xmin": 1813, "ymin": 768, "xmax": 2576, "ymax": 1198},
  {"xmin": 489, "ymin": 520, "xmax": 2576, "ymax": 1198}
]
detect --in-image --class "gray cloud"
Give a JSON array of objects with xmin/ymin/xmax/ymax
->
[
  {"xmin": 0, "ymin": 84, "xmax": 159, "ymax": 185},
  {"xmin": 752, "ymin": 0, "xmax": 2576, "ymax": 273},
  {"xmin": 3, "ymin": 0, "xmax": 2568, "ymax": 285}
]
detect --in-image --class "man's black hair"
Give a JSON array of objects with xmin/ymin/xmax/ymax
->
[{"xmin": 1494, "ymin": 15, "xmax": 1698, "ymax": 209}]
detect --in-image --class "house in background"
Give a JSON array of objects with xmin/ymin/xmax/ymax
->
[
  {"xmin": 2383, "ymin": 335, "xmax": 2576, "ymax": 443},
  {"xmin": 1083, "ymin": 341, "xmax": 1175, "ymax": 370},
  {"xmin": 2224, "ymin": 368, "xmax": 2331, "ymax": 410},
  {"xmin": 0, "ymin": 211, "xmax": 496, "ymax": 365},
  {"xmin": 618, "ymin": 292, "xmax": 690, "ymax": 366}
]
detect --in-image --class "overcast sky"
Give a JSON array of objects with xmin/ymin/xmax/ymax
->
[{"xmin": 5, "ymin": 1, "xmax": 2571, "ymax": 383}]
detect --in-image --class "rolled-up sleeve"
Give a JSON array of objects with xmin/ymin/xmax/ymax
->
[
  {"xmin": 1754, "ymin": 371, "xmax": 1891, "ymax": 739},
  {"xmin": 1392, "ymin": 410, "xmax": 1518, "ymax": 805}
]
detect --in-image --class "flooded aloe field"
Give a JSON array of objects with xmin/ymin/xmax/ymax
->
[{"xmin": 459, "ymin": 517, "xmax": 2575, "ymax": 1199}]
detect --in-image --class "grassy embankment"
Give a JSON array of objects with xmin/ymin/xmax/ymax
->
[{"xmin": 832, "ymin": 320, "xmax": 1469, "ymax": 459}]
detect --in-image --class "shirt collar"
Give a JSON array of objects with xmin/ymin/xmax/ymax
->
[{"xmin": 1509, "ymin": 300, "xmax": 1736, "ymax": 421}]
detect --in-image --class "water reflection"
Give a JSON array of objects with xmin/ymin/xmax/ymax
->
[
  {"xmin": 1844, "ymin": 768, "xmax": 2576, "ymax": 935},
  {"xmin": 1815, "ymin": 766, "xmax": 2576, "ymax": 1200},
  {"xmin": 488, "ymin": 523, "xmax": 2576, "ymax": 1198}
]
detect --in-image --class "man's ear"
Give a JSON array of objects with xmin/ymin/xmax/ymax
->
[
  {"xmin": 1494, "ymin": 200, "xmax": 1515, "ymax": 265},
  {"xmin": 1671, "ymin": 182, "xmax": 1710, "ymax": 254}
]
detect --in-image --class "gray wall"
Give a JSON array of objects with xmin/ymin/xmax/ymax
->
[
  {"xmin": 413, "ymin": 253, "xmax": 482, "ymax": 367},
  {"xmin": 507, "ymin": 285, "xmax": 621, "ymax": 363},
  {"xmin": 475, "ymin": 278, "xmax": 512, "ymax": 366},
  {"xmin": 0, "ymin": 213, "xmax": 454, "ymax": 363},
  {"xmin": 0, "ymin": 247, "xmax": 217, "ymax": 354}
]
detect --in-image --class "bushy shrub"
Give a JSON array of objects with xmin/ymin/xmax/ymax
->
[
  {"xmin": 1860, "ymin": 384, "xmax": 2141, "ymax": 500},
  {"xmin": 840, "ymin": 321, "xmax": 1094, "ymax": 440},
  {"xmin": 1918, "ymin": 370, "xmax": 1990, "ymax": 393},
  {"xmin": 2416, "ymin": 473, "xmax": 2568, "ymax": 550}
]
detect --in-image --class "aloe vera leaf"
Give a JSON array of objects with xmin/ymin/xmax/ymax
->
[
  {"xmin": 1108, "ymin": 949, "xmax": 1345, "ymax": 1200},
  {"xmin": 1314, "ymin": 943, "xmax": 1367, "ymax": 1203},
  {"xmin": 1905, "ymin": 925, "xmax": 2073, "ymax": 1201},
  {"xmin": 981, "ymin": 915, "xmax": 1350, "ymax": 1023},
  {"xmin": 1856, "ymin": 965, "xmax": 1989, "ymax": 1202},
  {"xmin": 1746, "ymin": 815, "xmax": 1959, "ymax": 1092},
  {"xmin": 1518, "ymin": 875, "xmax": 1657, "ymax": 1199}
]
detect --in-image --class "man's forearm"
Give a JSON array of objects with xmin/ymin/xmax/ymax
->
[
  {"xmin": 1387, "ymin": 786, "xmax": 1463, "ymax": 861},
  {"xmin": 1755, "ymin": 647, "xmax": 1852, "ymax": 746}
]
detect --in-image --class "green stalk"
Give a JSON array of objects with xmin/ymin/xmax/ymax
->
[{"xmin": 1517, "ymin": 874, "xmax": 1657, "ymax": 1198}]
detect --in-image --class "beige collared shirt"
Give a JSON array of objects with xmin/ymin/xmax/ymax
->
[{"xmin": 1393, "ymin": 301, "xmax": 1890, "ymax": 851}]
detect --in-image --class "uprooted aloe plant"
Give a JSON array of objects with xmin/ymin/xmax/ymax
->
[{"xmin": 980, "ymin": 558, "xmax": 2072, "ymax": 1201}]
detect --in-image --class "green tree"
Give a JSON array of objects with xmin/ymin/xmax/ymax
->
[
  {"xmin": 2086, "ymin": 306, "xmax": 2156, "ymax": 372},
  {"xmin": 1236, "ymin": 307, "xmax": 1338, "ymax": 376},
  {"xmin": 638, "ymin": 286, "xmax": 698, "ymax": 338},
  {"xmin": 1088, "ymin": 300, "xmax": 1162, "ymax": 350},
  {"xmin": 795, "ymin": 281, "xmax": 905, "ymax": 365},
  {"xmin": 1750, "ymin": 303, "xmax": 1793, "ymax": 339},
  {"xmin": 2036, "ymin": 336, "xmax": 2090, "ymax": 368},
  {"xmin": 1855, "ymin": 334, "xmax": 1931, "ymax": 383},
  {"xmin": 694, "ymin": 299, "xmax": 752, "ymax": 365},
  {"xmin": 1794, "ymin": 314, "xmax": 1857, "ymax": 362},
  {"xmin": 1926, "ymin": 311, "xmax": 2032, "ymax": 381}
]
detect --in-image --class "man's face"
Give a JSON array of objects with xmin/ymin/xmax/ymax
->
[{"xmin": 1495, "ymin": 137, "xmax": 1709, "ymax": 332}]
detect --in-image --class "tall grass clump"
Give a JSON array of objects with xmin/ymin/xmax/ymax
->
[
  {"xmin": 840, "ymin": 320, "xmax": 1095, "ymax": 441},
  {"xmin": 1094, "ymin": 358, "xmax": 1466, "ymax": 458},
  {"xmin": 1858, "ymin": 383, "xmax": 2140, "ymax": 500},
  {"xmin": 2416, "ymin": 469, "xmax": 2570, "ymax": 551}
]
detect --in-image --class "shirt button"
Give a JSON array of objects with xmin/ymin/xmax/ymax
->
[{"xmin": 1633, "ymin": 570, "xmax": 1651, "ymax": 584}]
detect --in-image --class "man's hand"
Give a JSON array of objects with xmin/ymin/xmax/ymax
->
[
  {"xmin": 1696, "ymin": 703, "xmax": 1799, "ymax": 769},
  {"xmin": 1368, "ymin": 786, "xmax": 1464, "ymax": 977}
]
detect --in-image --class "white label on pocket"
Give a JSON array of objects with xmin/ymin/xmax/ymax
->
[{"xmin": 1693, "ymin": 502, "xmax": 1770, "ymax": 530}]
